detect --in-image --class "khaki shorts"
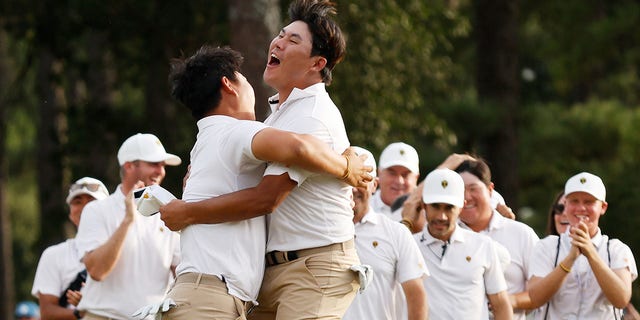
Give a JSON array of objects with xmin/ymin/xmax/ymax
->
[
  {"xmin": 163, "ymin": 272, "xmax": 252, "ymax": 320},
  {"xmin": 249, "ymin": 240, "xmax": 360, "ymax": 320}
]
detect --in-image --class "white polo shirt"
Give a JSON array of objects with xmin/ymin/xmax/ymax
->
[
  {"xmin": 178, "ymin": 115, "xmax": 268, "ymax": 303},
  {"xmin": 263, "ymin": 83, "xmax": 353, "ymax": 251},
  {"xmin": 75, "ymin": 186, "xmax": 180, "ymax": 319},
  {"xmin": 529, "ymin": 229, "xmax": 637, "ymax": 320},
  {"xmin": 370, "ymin": 190, "xmax": 395, "ymax": 219},
  {"xmin": 416, "ymin": 226, "xmax": 507, "ymax": 320},
  {"xmin": 460, "ymin": 211, "xmax": 539, "ymax": 320},
  {"xmin": 343, "ymin": 211, "xmax": 429, "ymax": 320},
  {"xmin": 31, "ymin": 239, "xmax": 84, "ymax": 307}
]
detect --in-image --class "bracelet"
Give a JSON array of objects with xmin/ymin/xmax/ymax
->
[
  {"xmin": 559, "ymin": 262, "xmax": 571, "ymax": 273},
  {"xmin": 400, "ymin": 219, "xmax": 414, "ymax": 231},
  {"xmin": 339, "ymin": 155, "xmax": 351, "ymax": 181}
]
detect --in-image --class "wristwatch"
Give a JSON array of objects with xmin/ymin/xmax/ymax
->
[{"xmin": 73, "ymin": 309, "xmax": 82, "ymax": 319}]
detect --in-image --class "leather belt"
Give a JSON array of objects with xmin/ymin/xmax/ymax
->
[
  {"xmin": 175, "ymin": 272, "xmax": 225, "ymax": 287},
  {"xmin": 265, "ymin": 239, "xmax": 354, "ymax": 267}
]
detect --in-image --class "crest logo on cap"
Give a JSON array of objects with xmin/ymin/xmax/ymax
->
[
  {"xmin": 441, "ymin": 180, "xmax": 448, "ymax": 189},
  {"xmin": 155, "ymin": 139, "xmax": 162, "ymax": 146},
  {"xmin": 580, "ymin": 177, "xmax": 587, "ymax": 184},
  {"xmin": 399, "ymin": 149, "xmax": 405, "ymax": 156}
]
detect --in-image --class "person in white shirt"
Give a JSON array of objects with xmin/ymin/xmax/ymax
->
[
  {"xmin": 161, "ymin": 2, "xmax": 374, "ymax": 318},
  {"xmin": 417, "ymin": 168, "xmax": 512, "ymax": 320},
  {"xmin": 74, "ymin": 133, "xmax": 182, "ymax": 319},
  {"xmin": 371, "ymin": 142, "xmax": 420, "ymax": 221},
  {"xmin": 343, "ymin": 147, "xmax": 428, "ymax": 320},
  {"xmin": 31, "ymin": 177, "xmax": 109, "ymax": 320},
  {"xmin": 156, "ymin": 45, "xmax": 371, "ymax": 320},
  {"xmin": 452, "ymin": 158, "xmax": 539, "ymax": 320},
  {"xmin": 528, "ymin": 172, "xmax": 637, "ymax": 320}
]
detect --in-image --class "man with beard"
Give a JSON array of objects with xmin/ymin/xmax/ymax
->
[
  {"xmin": 75, "ymin": 133, "xmax": 181, "ymax": 319},
  {"xmin": 416, "ymin": 168, "xmax": 512, "ymax": 320}
]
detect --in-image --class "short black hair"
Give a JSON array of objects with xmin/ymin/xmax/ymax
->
[
  {"xmin": 169, "ymin": 45, "xmax": 243, "ymax": 120},
  {"xmin": 454, "ymin": 157, "xmax": 492, "ymax": 187},
  {"xmin": 288, "ymin": 0, "xmax": 345, "ymax": 85}
]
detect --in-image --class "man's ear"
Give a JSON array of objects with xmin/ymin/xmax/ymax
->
[
  {"xmin": 600, "ymin": 200, "xmax": 608, "ymax": 215},
  {"xmin": 311, "ymin": 56, "xmax": 327, "ymax": 72},
  {"xmin": 221, "ymin": 76, "xmax": 236, "ymax": 95}
]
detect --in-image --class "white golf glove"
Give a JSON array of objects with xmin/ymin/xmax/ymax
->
[
  {"xmin": 132, "ymin": 298, "xmax": 176, "ymax": 320},
  {"xmin": 350, "ymin": 264, "xmax": 374, "ymax": 293}
]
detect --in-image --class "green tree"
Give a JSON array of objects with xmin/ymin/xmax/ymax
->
[{"xmin": 334, "ymin": 0, "xmax": 471, "ymax": 170}]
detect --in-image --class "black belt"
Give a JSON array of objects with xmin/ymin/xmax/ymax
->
[{"xmin": 265, "ymin": 239, "xmax": 354, "ymax": 267}]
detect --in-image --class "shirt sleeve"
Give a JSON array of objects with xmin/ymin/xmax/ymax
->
[
  {"xmin": 75, "ymin": 201, "xmax": 110, "ymax": 258},
  {"xmin": 263, "ymin": 116, "xmax": 336, "ymax": 186},
  {"xmin": 484, "ymin": 239, "xmax": 508, "ymax": 295},
  {"xmin": 224, "ymin": 120, "xmax": 269, "ymax": 163},
  {"xmin": 521, "ymin": 226, "xmax": 540, "ymax": 278},
  {"xmin": 528, "ymin": 235, "xmax": 558, "ymax": 279},
  {"xmin": 394, "ymin": 223, "xmax": 430, "ymax": 283},
  {"xmin": 610, "ymin": 238, "xmax": 638, "ymax": 280},
  {"xmin": 31, "ymin": 246, "xmax": 63, "ymax": 297}
]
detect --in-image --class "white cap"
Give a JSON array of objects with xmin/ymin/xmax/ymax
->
[
  {"xmin": 117, "ymin": 133, "xmax": 181, "ymax": 166},
  {"xmin": 565, "ymin": 171, "xmax": 606, "ymax": 201},
  {"xmin": 422, "ymin": 168, "xmax": 465, "ymax": 207},
  {"xmin": 351, "ymin": 146, "xmax": 377, "ymax": 178},
  {"xmin": 379, "ymin": 142, "xmax": 419, "ymax": 174},
  {"xmin": 66, "ymin": 177, "xmax": 110, "ymax": 204}
]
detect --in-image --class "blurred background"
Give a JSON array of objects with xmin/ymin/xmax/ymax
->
[{"xmin": 2, "ymin": 0, "xmax": 640, "ymax": 317}]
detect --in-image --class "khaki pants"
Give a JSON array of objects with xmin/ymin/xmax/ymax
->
[
  {"xmin": 249, "ymin": 241, "xmax": 360, "ymax": 320},
  {"xmin": 163, "ymin": 272, "xmax": 251, "ymax": 320},
  {"xmin": 82, "ymin": 312, "xmax": 117, "ymax": 320}
]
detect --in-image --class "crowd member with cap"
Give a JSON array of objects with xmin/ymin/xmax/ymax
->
[
  {"xmin": 528, "ymin": 172, "xmax": 637, "ymax": 319},
  {"xmin": 74, "ymin": 133, "xmax": 181, "ymax": 319},
  {"xmin": 342, "ymin": 147, "xmax": 428, "ymax": 320},
  {"xmin": 400, "ymin": 154, "xmax": 535, "ymax": 318},
  {"xmin": 31, "ymin": 177, "xmax": 109, "ymax": 320},
  {"xmin": 15, "ymin": 301, "xmax": 40, "ymax": 320},
  {"xmin": 152, "ymin": 45, "xmax": 371, "ymax": 320},
  {"xmin": 416, "ymin": 168, "xmax": 512, "ymax": 320},
  {"xmin": 371, "ymin": 142, "xmax": 420, "ymax": 221}
]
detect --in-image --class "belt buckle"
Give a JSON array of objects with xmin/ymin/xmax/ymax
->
[{"xmin": 286, "ymin": 251, "xmax": 298, "ymax": 262}]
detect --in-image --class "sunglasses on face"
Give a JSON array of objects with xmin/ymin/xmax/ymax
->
[
  {"xmin": 69, "ymin": 183, "xmax": 102, "ymax": 193},
  {"xmin": 554, "ymin": 203, "xmax": 565, "ymax": 214}
]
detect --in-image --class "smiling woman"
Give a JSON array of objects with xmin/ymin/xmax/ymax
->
[{"xmin": 546, "ymin": 191, "xmax": 568, "ymax": 236}]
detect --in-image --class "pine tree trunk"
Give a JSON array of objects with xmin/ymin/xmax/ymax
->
[
  {"xmin": 228, "ymin": 0, "xmax": 281, "ymax": 121},
  {"xmin": 475, "ymin": 0, "xmax": 520, "ymax": 207},
  {"xmin": 36, "ymin": 48, "xmax": 66, "ymax": 251},
  {"xmin": 0, "ymin": 29, "xmax": 16, "ymax": 320}
]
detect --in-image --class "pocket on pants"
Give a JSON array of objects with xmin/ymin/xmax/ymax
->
[{"xmin": 303, "ymin": 251, "xmax": 359, "ymax": 294}]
